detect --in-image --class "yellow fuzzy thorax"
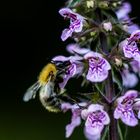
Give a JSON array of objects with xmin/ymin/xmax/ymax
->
[{"xmin": 38, "ymin": 63, "xmax": 57, "ymax": 85}]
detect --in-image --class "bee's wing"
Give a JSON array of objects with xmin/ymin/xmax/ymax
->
[{"xmin": 23, "ymin": 82, "xmax": 41, "ymax": 102}]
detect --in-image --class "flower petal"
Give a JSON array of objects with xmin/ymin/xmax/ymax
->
[
  {"xmin": 114, "ymin": 107, "xmax": 121, "ymax": 119},
  {"xmin": 122, "ymin": 69, "xmax": 138, "ymax": 88},
  {"xmin": 66, "ymin": 112, "xmax": 81, "ymax": 138},
  {"xmin": 130, "ymin": 60, "xmax": 140, "ymax": 73},
  {"xmin": 70, "ymin": 56, "xmax": 83, "ymax": 62},
  {"xmin": 71, "ymin": 19, "xmax": 83, "ymax": 32},
  {"xmin": 61, "ymin": 28, "xmax": 73, "ymax": 41},
  {"xmin": 84, "ymin": 52, "xmax": 111, "ymax": 82},
  {"xmin": 114, "ymin": 90, "xmax": 139, "ymax": 126},
  {"xmin": 129, "ymin": 30, "xmax": 140, "ymax": 41},
  {"xmin": 59, "ymin": 8, "xmax": 73, "ymax": 18},
  {"xmin": 123, "ymin": 41, "xmax": 140, "ymax": 60},
  {"xmin": 83, "ymin": 104, "xmax": 110, "ymax": 140},
  {"xmin": 102, "ymin": 111, "xmax": 110, "ymax": 125},
  {"xmin": 66, "ymin": 43, "xmax": 90, "ymax": 55},
  {"xmin": 85, "ymin": 116, "xmax": 104, "ymax": 136},
  {"xmin": 114, "ymin": 105, "xmax": 138, "ymax": 126},
  {"xmin": 127, "ymin": 24, "xmax": 140, "ymax": 34},
  {"xmin": 81, "ymin": 109, "xmax": 89, "ymax": 120},
  {"xmin": 59, "ymin": 63, "xmax": 77, "ymax": 88},
  {"xmin": 84, "ymin": 52, "xmax": 102, "ymax": 59},
  {"xmin": 119, "ymin": 39, "xmax": 128, "ymax": 50},
  {"xmin": 61, "ymin": 103, "xmax": 72, "ymax": 112},
  {"xmin": 117, "ymin": 90, "xmax": 138, "ymax": 105},
  {"xmin": 52, "ymin": 55, "xmax": 70, "ymax": 62},
  {"xmin": 84, "ymin": 52, "xmax": 111, "ymax": 71},
  {"xmin": 87, "ymin": 104, "xmax": 104, "ymax": 113},
  {"xmin": 121, "ymin": 109, "xmax": 138, "ymax": 126},
  {"xmin": 53, "ymin": 55, "xmax": 83, "ymax": 88},
  {"xmin": 59, "ymin": 8, "xmax": 84, "ymax": 41},
  {"xmin": 84, "ymin": 126, "xmax": 101, "ymax": 140},
  {"xmin": 138, "ymin": 110, "xmax": 140, "ymax": 119},
  {"xmin": 116, "ymin": 2, "xmax": 131, "ymax": 20},
  {"xmin": 123, "ymin": 90, "xmax": 138, "ymax": 100},
  {"xmin": 86, "ymin": 68, "xmax": 109, "ymax": 82},
  {"xmin": 133, "ymin": 99, "xmax": 140, "ymax": 109}
]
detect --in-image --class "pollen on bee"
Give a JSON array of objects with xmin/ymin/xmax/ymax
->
[
  {"xmin": 38, "ymin": 63, "xmax": 57, "ymax": 85},
  {"xmin": 45, "ymin": 106, "xmax": 60, "ymax": 113}
]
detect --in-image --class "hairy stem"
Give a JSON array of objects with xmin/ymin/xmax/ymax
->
[
  {"xmin": 100, "ymin": 32, "xmax": 118, "ymax": 140},
  {"xmin": 105, "ymin": 72, "xmax": 118, "ymax": 140},
  {"xmin": 108, "ymin": 104, "xmax": 118, "ymax": 140},
  {"xmin": 105, "ymin": 72, "xmax": 115, "ymax": 103}
]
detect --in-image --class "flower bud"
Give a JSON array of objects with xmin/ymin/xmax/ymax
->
[
  {"xmin": 90, "ymin": 31, "xmax": 96, "ymax": 36},
  {"xmin": 115, "ymin": 58, "xmax": 122, "ymax": 67},
  {"xmin": 86, "ymin": 0, "xmax": 94, "ymax": 8},
  {"xmin": 98, "ymin": 1, "xmax": 109, "ymax": 9},
  {"xmin": 112, "ymin": 1, "xmax": 122, "ymax": 7},
  {"xmin": 103, "ymin": 22, "xmax": 112, "ymax": 31}
]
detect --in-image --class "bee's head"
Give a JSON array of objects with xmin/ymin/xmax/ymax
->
[
  {"xmin": 38, "ymin": 63, "xmax": 57, "ymax": 84},
  {"xmin": 51, "ymin": 60, "xmax": 72, "ymax": 75}
]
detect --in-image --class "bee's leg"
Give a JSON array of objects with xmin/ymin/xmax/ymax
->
[
  {"xmin": 57, "ymin": 94, "xmax": 89, "ymax": 109},
  {"xmin": 46, "ymin": 97, "xmax": 56, "ymax": 106},
  {"xmin": 46, "ymin": 96, "xmax": 60, "ymax": 107}
]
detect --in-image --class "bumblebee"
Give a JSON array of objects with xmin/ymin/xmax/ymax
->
[{"xmin": 23, "ymin": 63, "xmax": 63, "ymax": 112}]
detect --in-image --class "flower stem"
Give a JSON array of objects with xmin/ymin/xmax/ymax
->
[
  {"xmin": 106, "ymin": 55, "xmax": 118, "ymax": 140},
  {"xmin": 100, "ymin": 32, "xmax": 118, "ymax": 140},
  {"xmin": 108, "ymin": 104, "xmax": 118, "ymax": 140},
  {"xmin": 106, "ymin": 64, "xmax": 118, "ymax": 140}
]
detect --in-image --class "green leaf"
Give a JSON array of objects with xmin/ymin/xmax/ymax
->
[
  {"xmin": 117, "ymin": 122, "xmax": 124, "ymax": 140},
  {"xmin": 124, "ymin": 126, "xmax": 128, "ymax": 140},
  {"xmin": 94, "ymin": 83, "xmax": 108, "ymax": 101},
  {"xmin": 102, "ymin": 9, "xmax": 118, "ymax": 20},
  {"xmin": 101, "ymin": 126, "xmax": 109, "ymax": 140},
  {"xmin": 68, "ymin": 0, "xmax": 81, "ymax": 7},
  {"xmin": 111, "ymin": 66, "xmax": 123, "ymax": 91},
  {"xmin": 95, "ymin": 83, "xmax": 104, "ymax": 96},
  {"xmin": 91, "ymin": 92, "xmax": 100, "ymax": 103},
  {"xmin": 90, "ymin": 33, "xmax": 100, "ymax": 52}
]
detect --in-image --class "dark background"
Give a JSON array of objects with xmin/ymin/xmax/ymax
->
[{"xmin": 0, "ymin": 0, "xmax": 140, "ymax": 140}]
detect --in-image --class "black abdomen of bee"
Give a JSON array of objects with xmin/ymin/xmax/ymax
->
[{"xmin": 40, "ymin": 95, "xmax": 62, "ymax": 112}]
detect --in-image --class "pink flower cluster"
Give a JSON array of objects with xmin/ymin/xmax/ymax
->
[
  {"xmin": 59, "ymin": 8, "xmax": 85, "ymax": 41},
  {"xmin": 61, "ymin": 103, "xmax": 110, "ymax": 140}
]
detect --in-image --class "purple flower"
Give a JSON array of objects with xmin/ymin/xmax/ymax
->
[
  {"xmin": 81, "ymin": 104, "xmax": 110, "ymax": 140},
  {"xmin": 59, "ymin": 8, "xmax": 85, "ymax": 41},
  {"xmin": 129, "ymin": 30, "xmax": 140, "ymax": 42},
  {"xmin": 116, "ymin": 2, "xmax": 131, "ymax": 20},
  {"xmin": 119, "ymin": 31, "xmax": 140, "ymax": 61},
  {"xmin": 116, "ymin": 2, "xmax": 139, "ymax": 33},
  {"xmin": 52, "ymin": 55, "xmax": 83, "ymax": 88},
  {"xmin": 121, "ymin": 65, "xmax": 138, "ymax": 88},
  {"xmin": 114, "ymin": 90, "xmax": 139, "ymax": 126},
  {"xmin": 133, "ymin": 99, "xmax": 140, "ymax": 119},
  {"xmin": 61, "ymin": 103, "xmax": 87, "ymax": 138},
  {"xmin": 126, "ymin": 24, "xmax": 140, "ymax": 34},
  {"xmin": 84, "ymin": 52, "xmax": 111, "ymax": 82},
  {"xmin": 66, "ymin": 43, "xmax": 90, "ymax": 55},
  {"xmin": 130, "ymin": 60, "xmax": 140, "ymax": 74}
]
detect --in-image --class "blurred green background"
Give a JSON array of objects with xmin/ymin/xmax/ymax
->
[{"xmin": 1, "ymin": 0, "xmax": 140, "ymax": 140}]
